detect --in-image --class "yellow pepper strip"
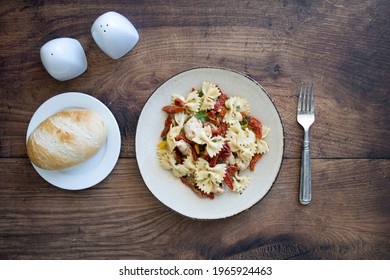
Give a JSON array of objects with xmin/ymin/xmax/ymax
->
[
  {"xmin": 194, "ymin": 143, "xmax": 200, "ymax": 154},
  {"xmin": 157, "ymin": 140, "xmax": 167, "ymax": 149}
]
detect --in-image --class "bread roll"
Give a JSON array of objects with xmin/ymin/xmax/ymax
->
[{"xmin": 27, "ymin": 109, "xmax": 108, "ymax": 170}]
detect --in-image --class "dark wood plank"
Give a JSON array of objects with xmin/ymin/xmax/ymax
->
[{"xmin": 0, "ymin": 158, "xmax": 388, "ymax": 259}]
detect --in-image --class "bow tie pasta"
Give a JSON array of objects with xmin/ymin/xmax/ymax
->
[{"xmin": 157, "ymin": 82, "xmax": 270, "ymax": 199}]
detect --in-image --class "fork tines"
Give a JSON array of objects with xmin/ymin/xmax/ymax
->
[{"xmin": 298, "ymin": 82, "xmax": 314, "ymax": 112}]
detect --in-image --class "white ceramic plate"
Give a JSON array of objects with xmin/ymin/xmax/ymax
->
[
  {"xmin": 136, "ymin": 67, "xmax": 284, "ymax": 219},
  {"xmin": 26, "ymin": 92, "xmax": 121, "ymax": 190}
]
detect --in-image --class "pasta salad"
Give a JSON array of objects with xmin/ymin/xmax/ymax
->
[{"xmin": 157, "ymin": 82, "xmax": 270, "ymax": 199}]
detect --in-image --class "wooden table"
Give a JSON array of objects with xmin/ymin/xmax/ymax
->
[{"xmin": 1, "ymin": 0, "xmax": 389, "ymax": 260}]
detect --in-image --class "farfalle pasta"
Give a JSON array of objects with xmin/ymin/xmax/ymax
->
[
  {"xmin": 224, "ymin": 96, "xmax": 250, "ymax": 123},
  {"xmin": 200, "ymin": 82, "xmax": 221, "ymax": 110},
  {"xmin": 157, "ymin": 82, "xmax": 270, "ymax": 199}
]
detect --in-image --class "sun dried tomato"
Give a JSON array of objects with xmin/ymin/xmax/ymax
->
[
  {"xmin": 219, "ymin": 143, "xmax": 231, "ymax": 158},
  {"xmin": 211, "ymin": 122, "xmax": 227, "ymax": 137},
  {"xmin": 223, "ymin": 165, "xmax": 238, "ymax": 190},
  {"xmin": 218, "ymin": 106, "xmax": 227, "ymax": 119},
  {"xmin": 207, "ymin": 93, "xmax": 227, "ymax": 123},
  {"xmin": 162, "ymin": 105, "xmax": 185, "ymax": 114},
  {"xmin": 247, "ymin": 115, "xmax": 263, "ymax": 139},
  {"xmin": 209, "ymin": 142, "xmax": 230, "ymax": 167},
  {"xmin": 224, "ymin": 174, "xmax": 234, "ymax": 190},
  {"xmin": 180, "ymin": 177, "xmax": 214, "ymax": 199},
  {"xmin": 209, "ymin": 156, "xmax": 218, "ymax": 167},
  {"xmin": 175, "ymin": 134, "xmax": 191, "ymax": 143},
  {"xmin": 173, "ymin": 98, "xmax": 185, "ymax": 107},
  {"xmin": 160, "ymin": 114, "xmax": 173, "ymax": 137},
  {"xmin": 250, "ymin": 153, "xmax": 263, "ymax": 171},
  {"xmin": 206, "ymin": 112, "xmax": 220, "ymax": 126},
  {"xmin": 213, "ymin": 93, "xmax": 227, "ymax": 113},
  {"xmin": 174, "ymin": 148, "xmax": 184, "ymax": 164}
]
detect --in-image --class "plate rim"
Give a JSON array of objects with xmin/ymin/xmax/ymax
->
[
  {"xmin": 136, "ymin": 66, "xmax": 285, "ymax": 219},
  {"xmin": 26, "ymin": 92, "xmax": 121, "ymax": 190}
]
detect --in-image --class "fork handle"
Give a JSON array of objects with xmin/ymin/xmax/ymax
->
[{"xmin": 300, "ymin": 130, "xmax": 312, "ymax": 205}]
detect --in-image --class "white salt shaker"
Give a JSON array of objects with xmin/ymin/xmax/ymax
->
[
  {"xmin": 91, "ymin": 11, "xmax": 139, "ymax": 59},
  {"xmin": 40, "ymin": 38, "xmax": 88, "ymax": 81}
]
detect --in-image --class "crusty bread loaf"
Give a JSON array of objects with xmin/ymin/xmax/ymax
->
[{"xmin": 27, "ymin": 109, "xmax": 108, "ymax": 170}]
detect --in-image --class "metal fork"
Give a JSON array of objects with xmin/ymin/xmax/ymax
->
[{"xmin": 297, "ymin": 82, "xmax": 315, "ymax": 205}]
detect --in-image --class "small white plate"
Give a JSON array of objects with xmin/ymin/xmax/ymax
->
[
  {"xmin": 136, "ymin": 67, "xmax": 284, "ymax": 219},
  {"xmin": 26, "ymin": 92, "xmax": 121, "ymax": 190}
]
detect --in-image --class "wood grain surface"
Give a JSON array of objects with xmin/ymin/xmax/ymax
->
[{"xmin": 1, "ymin": 0, "xmax": 389, "ymax": 259}]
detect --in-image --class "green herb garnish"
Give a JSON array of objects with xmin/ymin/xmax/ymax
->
[{"xmin": 195, "ymin": 111, "xmax": 208, "ymax": 123}]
